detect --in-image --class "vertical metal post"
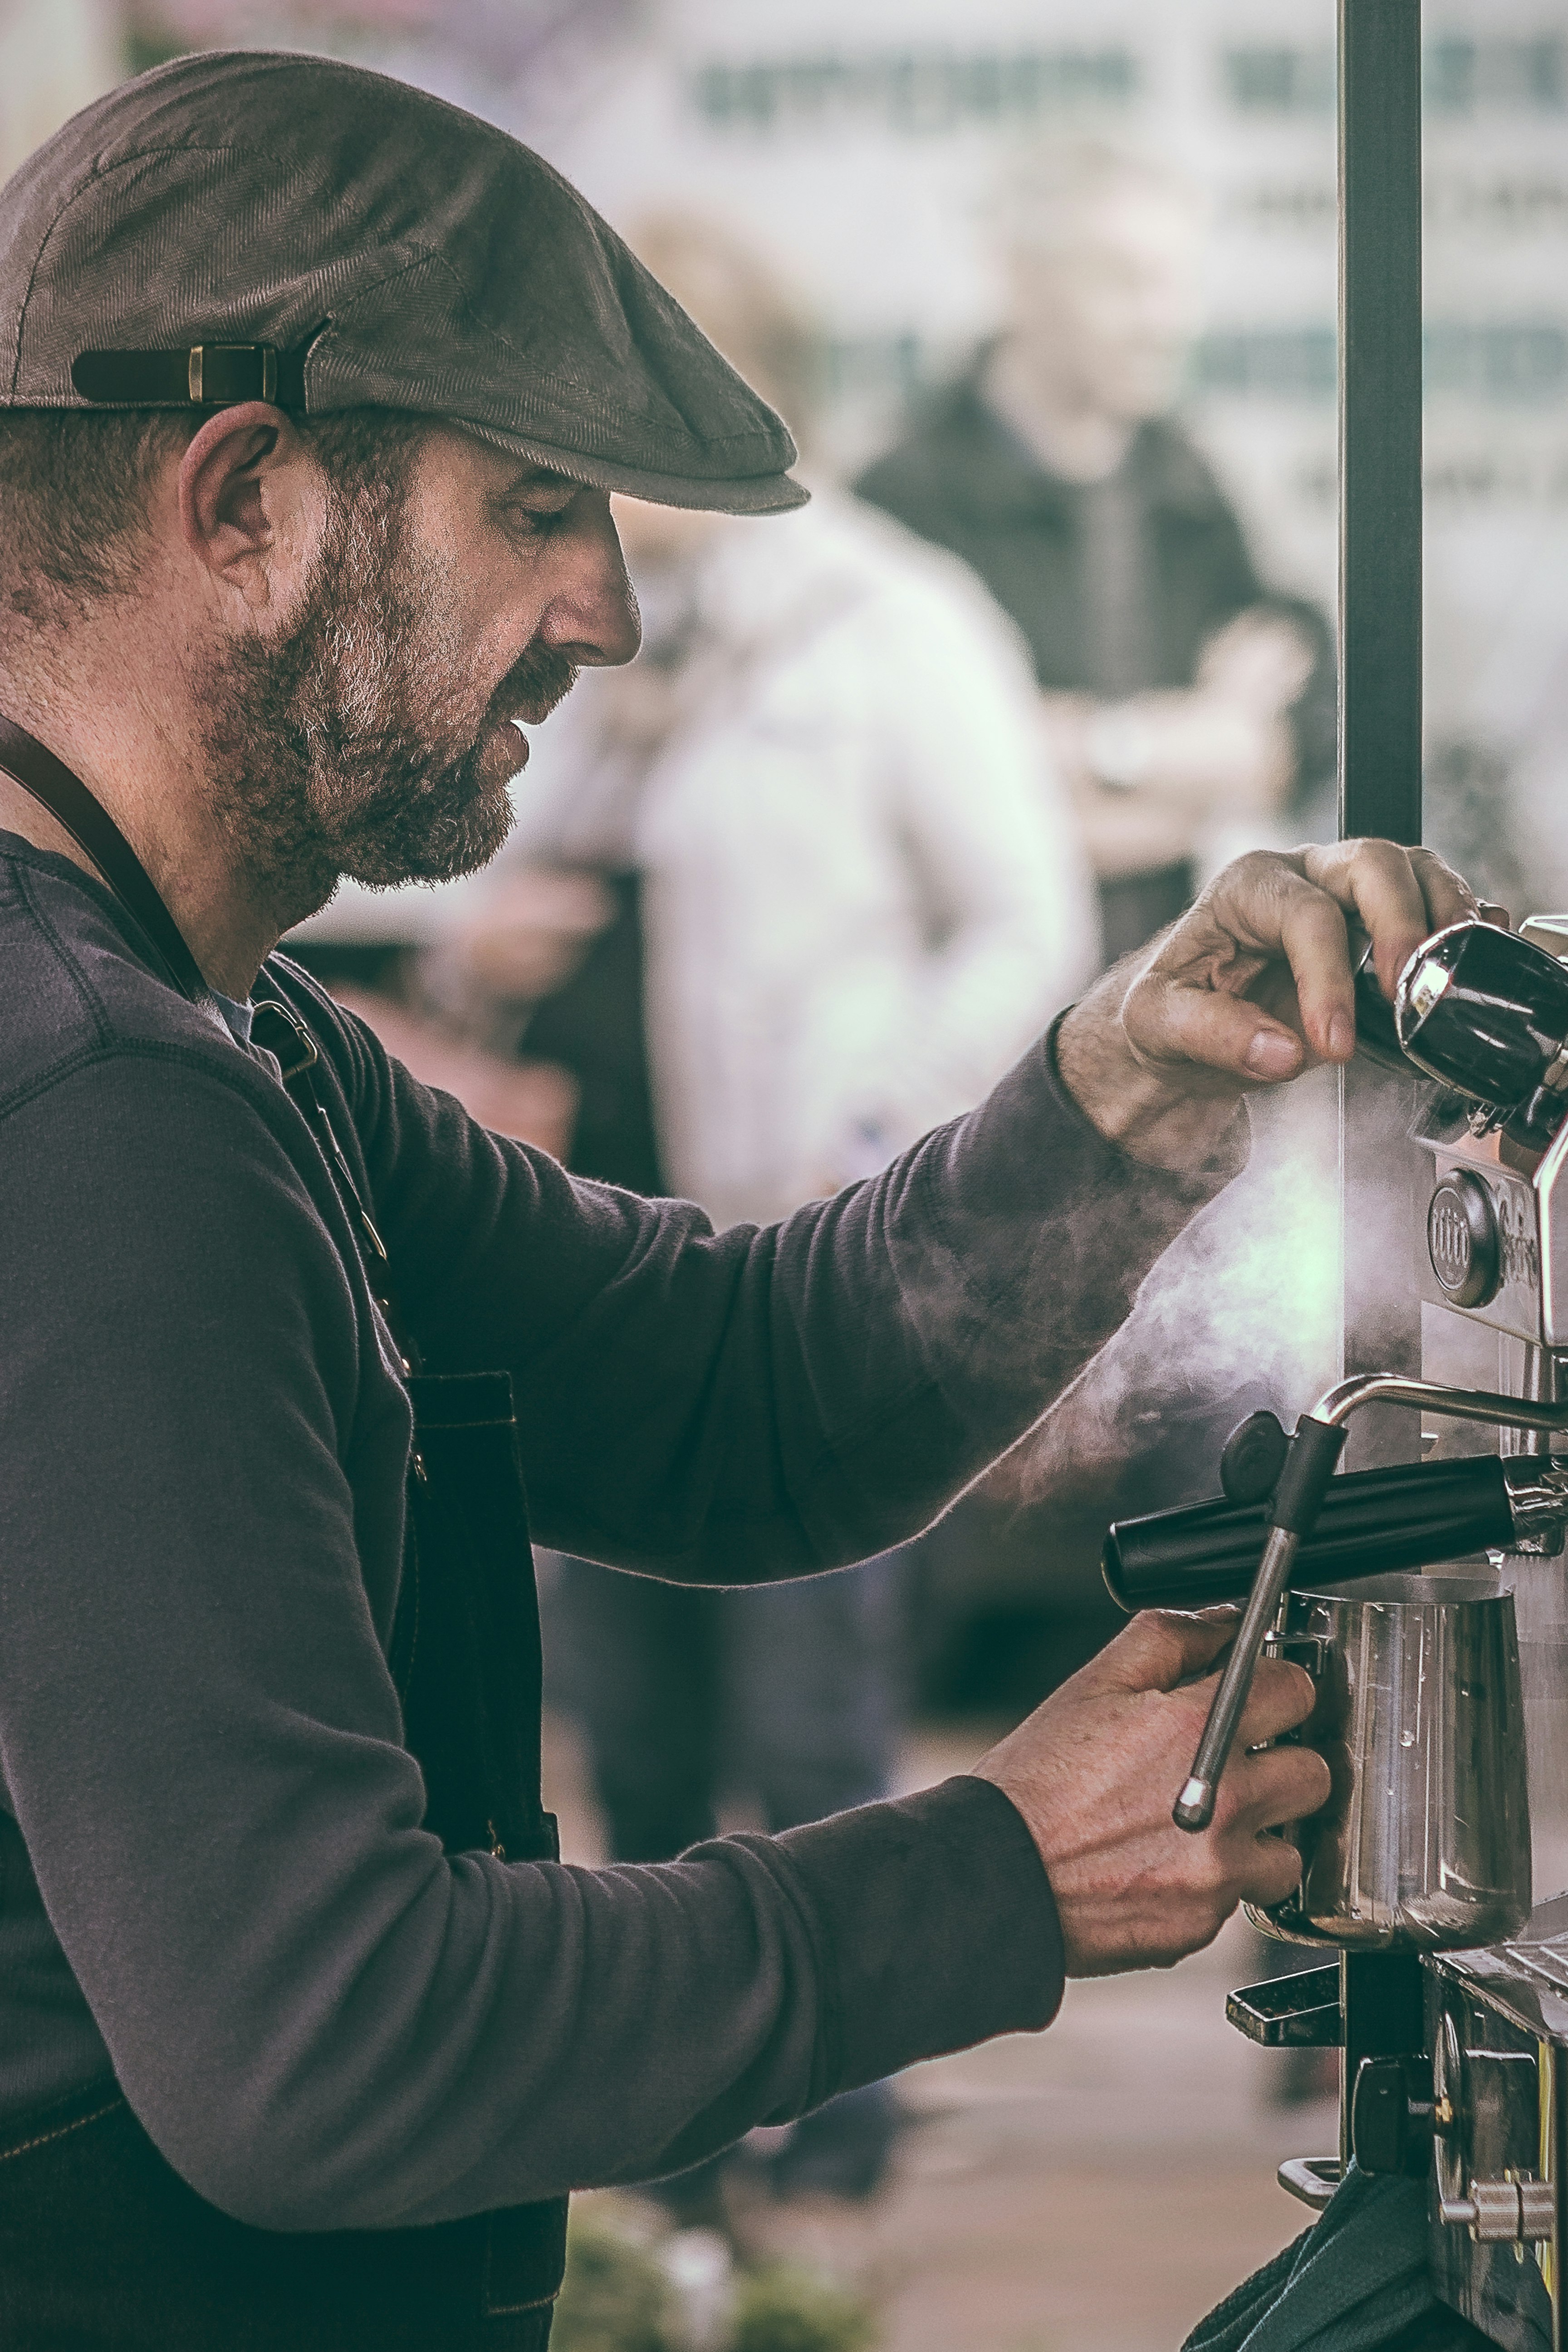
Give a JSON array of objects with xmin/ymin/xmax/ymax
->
[
  {"xmin": 1339, "ymin": 0, "xmax": 1424, "ymax": 848},
  {"xmin": 1338, "ymin": 0, "xmax": 1426, "ymax": 1468},
  {"xmin": 1336, "ymin": 1, "xmax": 1431, "ymax": 2178}
]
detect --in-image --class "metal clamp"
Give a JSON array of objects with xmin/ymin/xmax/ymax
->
[
  {"xmin": 1441, "ymin": 2175, "xmax": 1555, "ymax": 2243},
  {"xmin": 1279, "ymin": 2156, "xmax": 1342, "ymax": 2211}
]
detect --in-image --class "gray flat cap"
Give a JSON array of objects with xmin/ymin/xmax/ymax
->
[{"xmin": 0, "ymin": 49, "xmax": 807, "ymax": 514}]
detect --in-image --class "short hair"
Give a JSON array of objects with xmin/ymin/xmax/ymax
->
[{"xmin": 0, "ymin": 407, "xmax": 428, "ymax": 623}]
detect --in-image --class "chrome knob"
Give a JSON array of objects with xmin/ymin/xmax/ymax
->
[{"xmin": 1440, "ymin": 2176, "xmax": 1555, "ymax": 2243}]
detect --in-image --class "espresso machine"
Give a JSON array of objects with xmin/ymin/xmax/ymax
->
[{"xmin": 1103, "ymin": 915, "xmax": 1568, "ymax": 2352}]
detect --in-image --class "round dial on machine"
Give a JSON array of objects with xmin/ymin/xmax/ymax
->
[{"xmin": 1427, "ymin": 1170, "xmax": 1503, "ymax": 1310}]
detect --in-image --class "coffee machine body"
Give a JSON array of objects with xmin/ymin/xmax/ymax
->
[
  {"xmin": 1187, "ymin": 914, "xmax": 1568, "ymax": 2351},
  {"xmin": 1424, "ymin": 1931, "xmax": 1566, "ymax": 2352},
  {"xmin": 1101, "ymin": 914, "xmax": 1568, "ymax": 2345},
  {"xmin": 1353, "ymin": 916, "xmax": 1568, "ymax": 2347}
]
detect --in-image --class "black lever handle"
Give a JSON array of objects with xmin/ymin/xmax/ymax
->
[{"xmin": 1103, "ymin": 1452, "xmax": 1517, "ymax": 1614}]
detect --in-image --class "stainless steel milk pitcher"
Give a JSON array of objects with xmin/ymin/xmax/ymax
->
[{"xmin": 1248, "ymin": 1573, "xmax": 1533, "ymax": 1950}]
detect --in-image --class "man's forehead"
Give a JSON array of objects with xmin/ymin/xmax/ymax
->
[
  {"xmin": 508, "ymin": 465, "xmax": 581, "ymax": 497},
  {"xmin": 436, "ymin": 426, "xmax": 585, "ymax": 501},
  {"xmin": 411, "ymin": 430, "xmax": 588, "ymax": 508}
]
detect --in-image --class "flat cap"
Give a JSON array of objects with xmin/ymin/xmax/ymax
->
[{"xmin": 0, "ymin": 49, "xmax": 807, "ymax": 515}]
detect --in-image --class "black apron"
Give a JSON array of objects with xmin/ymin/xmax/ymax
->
[{"xmin": 0, "ymin": 720, "xmax": 569, "ymax": 2348}]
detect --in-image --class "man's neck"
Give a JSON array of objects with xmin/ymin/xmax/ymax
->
[
  {"xmin": 0, "ymin": 688, "xmax": 296, "ymax": 999},
  {"xmin": 984, "ymin": 341, "xmax": 1135, "ymax": 486}
]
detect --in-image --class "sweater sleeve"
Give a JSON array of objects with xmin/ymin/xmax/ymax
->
[
  {"xmin": 0, "ymin": 1045, "xmax": 1061, "ymax": 2232},
  {"xmin": 327, "ymin": 987, "xmax": 1246, "ymax": 1581}
]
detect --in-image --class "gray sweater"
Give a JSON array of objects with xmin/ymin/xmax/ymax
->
[{"xmin": 0, "ymin": 835, "xmax": 1238, "ymax": 2233}]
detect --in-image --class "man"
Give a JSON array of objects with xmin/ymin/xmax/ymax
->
[
  {"xmin": 0, "ymin": 50, "xmax": 1470, "ymax": 2352},
  {"xmin": 855, "ymin": 141, "xmax": 1337, "ymax": 962}
]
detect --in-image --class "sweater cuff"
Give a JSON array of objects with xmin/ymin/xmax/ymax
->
[{"xmin": 759, "ymin": 1775, "xmax": 1064, "ymax": 2099}]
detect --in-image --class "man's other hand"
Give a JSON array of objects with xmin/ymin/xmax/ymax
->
[
  {"xmin": 1057, "ymin": 839, "xmax": 1486, "ymax": 1169},
  {"xmin": 973, "ymin": 1611, "xmax": 1331, "ymax": 1977}
]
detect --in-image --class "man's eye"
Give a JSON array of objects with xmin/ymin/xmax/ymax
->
[{"xmin": 507, "ymin": 502, "xmax": 573, "ymax": 537}]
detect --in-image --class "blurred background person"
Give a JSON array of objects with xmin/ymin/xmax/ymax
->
[
  {"xmin": 441, "ymin": 210, "xmax": 1097, "ymax": 2215},
  {"xmin": 855, "ymin": 140, "xmax": 1337, "ymax": 962},
  {"xmin": 861, "ymin": 144, "xmax": 1348, "ymax": 2114},
  {"xmin": 849, "ymin": 142, "xmax": 1341, "ymax": 1741}
]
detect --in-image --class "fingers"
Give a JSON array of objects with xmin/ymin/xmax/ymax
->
[
  {"xmin": 1127, "ymin": 957, "xmax": 1307, "ymax": 1086},
  {"xmin": 1112, "ymin": 840, "xmax": 1493, "ymax": 1110},
  {"xmin": 1222, "ymin": 1740, "xmax": 1332, "ymax": 1836},
  {"xmin": 1128, "ymin": 854, "xmax": 1349, "ymax": 1078},
  {"xmin": 1233, "ymin": 1826, "xmax": 1310, "ymax": 1912},
  {"xmin": 1254, "ymin": 870, "xmax": 1356, "ymax": 1066},
  {"xmin": 1301, "ymin": 840, "xmax": 1480, "ymax": 1004},
  {"xmin": 1214, "ymin": 1746, "xmax": 1332, "ymax": 1913},
  {"xmin": 1235, "ymin": 1655, "xmax": 1317, "ymax": 1748},
  {"xmin": 1408, "ymin": 845, "xmax": 1482, "ymax": 936},
  {"xmin": 1097, "ymin": 1607, "xmax": 1238, "ymax": 1695}
]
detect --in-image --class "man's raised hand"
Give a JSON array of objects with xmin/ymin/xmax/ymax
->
[{"xmin": 1057, "ymin": 839, "xmax": 1488, "ymax": 1169}]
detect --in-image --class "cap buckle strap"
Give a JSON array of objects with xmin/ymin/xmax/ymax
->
[{"xmin": 186, "ymin": 344, "xmax": 278, "ymax": 405}]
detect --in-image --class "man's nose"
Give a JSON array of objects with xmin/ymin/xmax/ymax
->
[{"xmin": 539, "ymin": 491, "xmax": 642, "ymax": 669}]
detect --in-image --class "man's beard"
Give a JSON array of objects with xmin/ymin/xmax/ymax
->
[{"xmin": 198, "ymin": 481, "xmax": 577, "ymax": 923}]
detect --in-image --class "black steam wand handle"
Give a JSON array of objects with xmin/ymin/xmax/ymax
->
[
  {"xmin": 1172, "ymin": 1370, "xmax": 1568, "ymax": 1835},
  {"xmin": 1172, "ymin": 1417, "xmax": 1346, "ymax": 1832}
]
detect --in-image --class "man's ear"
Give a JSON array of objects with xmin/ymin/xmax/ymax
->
[{"xmin": 176, "ymin": 402, "xmax": 323, "ymax": 613}]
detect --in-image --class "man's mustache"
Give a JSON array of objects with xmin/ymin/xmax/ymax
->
[{"xmin": 490, "ymin": 641, "xmax": 579, "ymax": 730}]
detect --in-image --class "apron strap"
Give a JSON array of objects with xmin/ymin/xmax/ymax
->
[
  {"xmin": 249, "ymin": 997, "xmax": 422, "ymax": 1375},
  {"xmin": 0, "ymin": 713, "xmax": 414, "ymax": 1370},
  {"xmin": 0, "ymin": 711, "xmax": 215, "ymax": 1008},
  {"xmin": 0, "ymin": 727, "xmax": 552, "ymax": 1864}
]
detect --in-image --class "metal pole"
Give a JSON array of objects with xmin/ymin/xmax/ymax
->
[
  {"xmin": 1339, "ymin": 0, "xmax": 1424, "ymax": 845},
  {"xmin": 1335, "ymin": 0, "xmax": 1430, "ymax": 2165},
  {"xmin": 1338, "ymin": 0, "xmax": 1425, "ymax": 1468}
]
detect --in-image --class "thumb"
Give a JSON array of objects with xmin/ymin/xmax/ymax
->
[{"xmin": 1125, "ymin": 971, "xmax": 1307, "ymax": 1086}]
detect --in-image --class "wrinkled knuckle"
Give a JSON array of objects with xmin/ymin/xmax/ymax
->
[
  {"xmin": 1126, "ymin": 1610, "xmax": 1186, "ymax": 1683},
  {"xmin": 1121, "ymin": 969, "xmax": 1165, "ymax": 1036}
]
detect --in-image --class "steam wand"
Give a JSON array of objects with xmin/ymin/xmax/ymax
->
[{"xmin": 1172, "ymin": 1372, "xmax": 1568, "ymax": 1833}]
